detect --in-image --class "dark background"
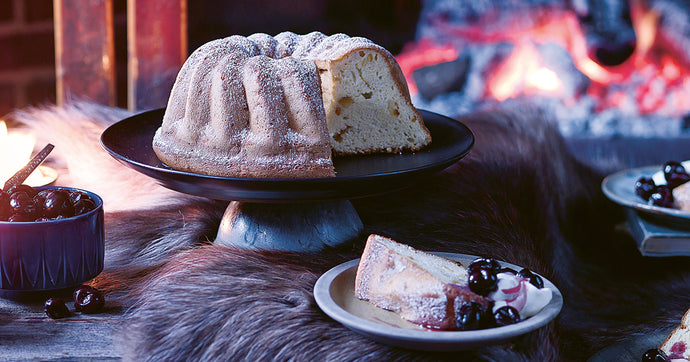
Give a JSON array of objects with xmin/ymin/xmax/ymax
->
[{"xmin": 0, "ymin": 0, "xmax": 421, "ymax": 117}]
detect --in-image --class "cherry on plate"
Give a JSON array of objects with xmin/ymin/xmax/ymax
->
[
  {"xmin": 493, "ymin": 305, "xmax": 521, "ymax": 326},
  {"xmin": 663, "ymin": 161, "xmax": 690, "ymax": 189},
  {"xmin": 468, "ymin": 268, "xmax": 498, "ymax": 296},
  {"xmin": 649, "ymin": 185, "xmax": 674, "ymax": 208}
]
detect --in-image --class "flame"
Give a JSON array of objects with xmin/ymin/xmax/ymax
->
[
  {"xmin": 0, "ymin": 121, "xmax": 56, "ymax": 187},
  {"xmin": 397, "ymin": 0, "xmax": 690, "ymax": 118},
  {"xmin": 488, "ymin": 42, "xmax": 564, "ymax": 101},
  {"xmin": 631, "ymin": 0, "xmax": 659, "ymax": 58}
]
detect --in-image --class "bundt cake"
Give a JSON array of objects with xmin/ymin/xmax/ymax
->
[{"xmin": 153, "ymin": 31, "xmax": 431, "ymax": 178}]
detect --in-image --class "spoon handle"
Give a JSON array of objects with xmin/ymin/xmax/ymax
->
[{"xmin": 3, "ymin": 143, "xmax": 54, "ymax": 191}]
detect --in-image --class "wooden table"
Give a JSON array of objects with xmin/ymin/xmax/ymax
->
[{"xmin": 0, "ymin": 290, "xmax": 121, "ymax": 360}]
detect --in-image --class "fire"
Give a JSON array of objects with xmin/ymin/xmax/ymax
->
[
  {"xmin": 396, "ymin": 1, "xmax": 690, "ymax": 118},
  {"xmin": 488, "ymin": 41, "xmax": 564, "ymax": 101},
  {"xmin": 0, "ymin": 121, "xmax": 56, "ymax": 187},
  {"xmin": 395, "ymin": 39, "xmax": 458, "ymax": 94}
]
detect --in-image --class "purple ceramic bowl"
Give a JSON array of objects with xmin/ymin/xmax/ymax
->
[{"xmin": 0, "ymin": 186, "xmax": 104, "ymax": 291}]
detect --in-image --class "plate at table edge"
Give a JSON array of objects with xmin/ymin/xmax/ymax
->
[
  {"xmin": 602, "ymin": 164, "xmax": 690, "ymax": 224},
  {"xmin": 313, "ymin": 252, "xmax": 563, "ymax": 351}
]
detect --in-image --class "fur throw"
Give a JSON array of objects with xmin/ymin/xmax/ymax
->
[{"xmin": 10, "ymin": 100, "xmax": 690, "ymax": 361}]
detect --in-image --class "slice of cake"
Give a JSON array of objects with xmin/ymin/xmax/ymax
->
[
  {"xmin": 660, "ymin": 308, "xmax": 690, "ymax": 360},
  {"xmin": 354, "ymin": 234, "xmax": 489, "ymax": 330},
  {"xmin": 673, "ymin": 181, "xmax": 690, "ymax": 211},
  {"xmin": 312, "ymin": 44, "xmax": 432, "ymax": 155}
]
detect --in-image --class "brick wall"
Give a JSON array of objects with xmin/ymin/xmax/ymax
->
[
  {"xmin": 0, "ymin": 0, "xmax": 55, "ymax": 117},
  {"xmin": 0, "ymin": 0, "xmax": 129, "ymax": 119},
  {"xmin": 0, "ymin": 0, "xmax": 418, "ymax": 118}
]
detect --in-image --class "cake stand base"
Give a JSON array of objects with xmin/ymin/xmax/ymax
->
[{"xmin": 215, "ymin": 200, "xmax": 363, "ymax": 251}]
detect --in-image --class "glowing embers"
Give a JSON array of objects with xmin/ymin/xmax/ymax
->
[
  {"xmin": 396, "ymin": 3, "xmax": 690, "ymax": 122},
  {"xmin": 488, "ymin": 41, "xmax": 564, "ymax": 101}
]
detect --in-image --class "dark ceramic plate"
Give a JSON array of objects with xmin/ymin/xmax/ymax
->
[{"xmin": 100, "ymin": 108, "xmax": 474, "ymax": 202}]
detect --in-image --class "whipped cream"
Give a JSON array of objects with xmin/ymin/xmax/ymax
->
[{"xmin": 488, "ymin": 272, "xmax": 552, "ymax": 319}]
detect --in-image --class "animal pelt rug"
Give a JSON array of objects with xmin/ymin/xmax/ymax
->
[{"xmin": 10, "ymin": 100, "xmax": 690, "ymax": 361}]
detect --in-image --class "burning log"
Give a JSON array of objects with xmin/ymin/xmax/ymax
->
[
  {"xmin": 568, "ymin": 0, "xmax": 637, "ymax": 66},
  {"xmin": 647, "ymin": 0, "xmax": 690, "ymax": 70},
  {"xmin": 412, "ymin": 55, "xmax": 470, "ymax": 101},
  {"xmin": 536, "ymin": 42, "xmax": 591, "ymax": 98},
  {"xmin": 398, "ymin": 0, "xmax": 690, "ymax": 139}
]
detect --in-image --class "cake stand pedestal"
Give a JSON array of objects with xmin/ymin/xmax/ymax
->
[
  {"xmin": 100, "ymin": 108, "xmax": 474, "ymax": 252},
  {"xmin": 216, "ymin": 200, "xmax": 362, "ymax": 251}
]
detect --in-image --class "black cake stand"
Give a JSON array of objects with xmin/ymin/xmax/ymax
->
[{"xmin": 100, "ymin": 108, "xmax": 474, "ymax": 251}]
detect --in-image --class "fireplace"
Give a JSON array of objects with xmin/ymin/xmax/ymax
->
[{"xmin": 395, "ymin": 0, "xmax": 690, "ymax": 168}]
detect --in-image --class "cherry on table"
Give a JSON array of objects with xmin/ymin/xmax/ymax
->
[
  {"xmin": 44, "ymin": 297, "xmax": 71, "ymax": 319},
  {"xmin": 73, "ymin": 285, "xmax": 105, "ymax": 314},
  {"xmin": 642, "ymin": 348, "xmax": 669, "ymax": 362}
]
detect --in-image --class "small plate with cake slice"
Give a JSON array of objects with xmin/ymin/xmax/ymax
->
[
  {"xmin": 313, "ymin": 235, "xmax": 563, "ymax": 351},
  {"xmin": 602, "ymin": 162, "xmax": 690, "ymax": 227}
]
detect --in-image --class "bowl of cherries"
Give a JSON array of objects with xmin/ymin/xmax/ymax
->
[{"xmin": 0, "ymin": 184, "xmax": 104, "ymax": 291}]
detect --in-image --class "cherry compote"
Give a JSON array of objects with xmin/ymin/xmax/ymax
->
[
  {"xmin": 6, "ymin": 184, "xmax": 38, "ymax": 198},
  {"xmin": 0, "ymin": 185, "xmax": 96, "ymax": 222},
  {"xmin": 42, "ymin": 189, "xmax": 75, "ymax": 219},
  {"xmin": 9, "ymin": 191, "xmax": 42, "ymax": 220},
  {"xmin": 0, "ymin": 190, "xmax": 11, "ymax": 220}
]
